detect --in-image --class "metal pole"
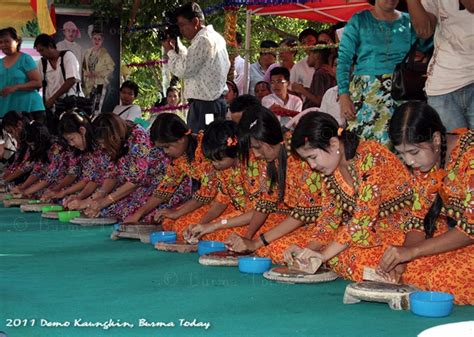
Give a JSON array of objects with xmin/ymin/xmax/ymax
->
[{"xmin": 243, "ymin": 9, "xmax": 252, "ymax": 95}]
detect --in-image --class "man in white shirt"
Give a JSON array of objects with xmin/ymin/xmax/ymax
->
[
  {"xmin": 163, "ymin": 2, "xmax": 230, "ymax": 132},
  {"xmin": 290, "ymin": 28, "xmax": 319, "ymax": 102},
  {"xmin": 248, "ymin": 40, "xmax": 278, "ymax": 96},
  {"xmin": 112, "ymin": 80, "xmax": 142, "ymax": 122},
  {"xmin": 56, "ymin": 21, "xmax": 83, "ymax": 65},
  {"xmin": 262, "ymin": 67, "xmax": 302, "ymax": 126},
  {"xmin": 35, "ymin": 34, "xmax": 83, "ymax": 133},
  {"xmin": 408, "ymin": 0, "xmax": 474, "ymax": 130},
  {"xmin": 35, "ymin": 34, "xmax": 83, "ymax": 110}
]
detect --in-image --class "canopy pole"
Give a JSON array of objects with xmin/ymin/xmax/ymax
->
[{"xmin": 243, "ymin": 9, "xmax": 252, "ymax": 95}]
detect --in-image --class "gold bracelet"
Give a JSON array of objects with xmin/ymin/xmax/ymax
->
[{"xmin": 107, "ymin": 194, "xmax": 116, "ymax": 203}]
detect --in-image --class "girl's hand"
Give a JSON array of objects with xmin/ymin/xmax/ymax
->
[
  {"xmin": 379, "ymin": 245, "xmax": 416, "ymax": 273},
  {"xmin": 225, "ymin": 233, "xmax": 257, "ymax": 253},
  {"xmin": 293, "ymin": 248, "xmax": 324, "ymax": 274},
  {"xmin": 123, "ymin": 213, "xmax": 142, "ymax": 225},
  {"xmin": 283, "ymin": 244, "xmax": 304, "ymax": 267}
]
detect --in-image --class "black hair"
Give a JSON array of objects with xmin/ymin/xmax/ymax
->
[
  {"xmin": 317, "ymin": 29, "xmax": 336, "ymax": 43},
  {"xmin": 149, "ymin": 112, "xmax": 197, "ymax": 163},
  {"xmin": 202, "ymin": 120, "xmax": 239, "ymax": 161},
  {"xmin": 91, "ymin": 29, "xmax": 103, "ymax": 36},
  {"xmin": 0, "ymin": 27, "xmax": 22, "ymax": 51},
  {"xmin": 226, "ymin": 80, "xmax": 239, "ymax": 97},
  {"xmin": 389, "ymin": 101, "xmax": 448, "ymax": 238},
  {"xmin": 173, "ymin": 2, "xmax": 205, "ymax": 23},
  {"xmin": 269, "ymin": 66, "xmax": 290, "ymax": 81},
  {"xmin": 260, "ymin": 40, "xmax": 278, "ymax": 56},
  {"xmin": 25, "ymin": 122, "xmax": 52, "ymax": 164},
  {"xmin": 280, "ymin": 37, "xmax": 298, "ymax": 56},
  {"xmin": 238, "ymin": 105, "xmax": 286, "ymax": 201},
  {"xmin": 166, "ymin": 86, "xmax": 180, "ymax": 97},
  {"xmin": 309, "ymin": 42, "xmax": 332, "ymax": 65},
  {"xmin": 298, "ymin": 28, "xmax": 319, "ymax": 43},
  {"xmin": 120, "ymin": 80, "xmax": 139, "ymax": 97},
  {"xmin": 58, "ymin": 112, "xmax": 96, "ymax": 153},
  {"xmin": 255, "ymin": 81, "xmax": 271, "ymax": 92},
  {"xmin": 229, "ymin": 94, "xmax": 261, "ymax": 114},
  {"xmin": 236, "ymin": 32, "xmax": 243, "ymax": 45},
  {"xmin": 33, "ymin": 33, "xmax": 56, "ymax": 49},
  {"xmin": 291, "ymin": 111, "xmax": 359, "ymax": 161}
]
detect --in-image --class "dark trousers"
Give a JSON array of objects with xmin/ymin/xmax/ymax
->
[{"xmin": 187, "ymin": 97, "xmax": 227, "ymax": 133}]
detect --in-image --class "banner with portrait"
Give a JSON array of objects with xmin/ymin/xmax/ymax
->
[{"xmin": 55, "ymin": 7, "xmax": 120, "ymax": 113}]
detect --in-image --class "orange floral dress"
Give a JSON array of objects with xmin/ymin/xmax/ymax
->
[
  {"xmin": 402, "ymin": 129, "xmax": 473, "ymax": 305},
  {"xmin": 243, "ymin": 136, "xmax": 327, "ymax": 263},
  {"xmin": 156, "ymin": 133, "xmax": 217, "ymax": 237},
  {"xmin": 316, "ymin": 141, "xmax": 413, "ymax": 281},
  {"xmin": 201, "ymin": 153, "xmax": 270, "ymax": 242}
]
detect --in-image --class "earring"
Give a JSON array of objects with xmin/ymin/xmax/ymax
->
[
  {"xmin": 336, "ymin": 150, "xmax": 340, "ymax": 155},
  {"xmin": 435, "ymin": 147, "xmax": 439, "ymax": 153}
]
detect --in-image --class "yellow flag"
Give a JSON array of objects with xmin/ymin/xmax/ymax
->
[{"xmin": 35, "ymin": 0, "xmax": 55, "ymax": 35}]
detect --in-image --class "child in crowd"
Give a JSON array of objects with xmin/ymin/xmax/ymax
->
[
  {"xmin": 254, "ymin": 81, "xmax": 271, "ymax": 102},
  {"xmin": 112, "ymin": 81, "xmax": 142, "ymax": 122},
  {"xmin": 262, "ymin": 67, "xmax": 302, "ymax": 126}
]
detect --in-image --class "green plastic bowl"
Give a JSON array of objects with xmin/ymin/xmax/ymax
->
[
  {"xmin": 58, "ymin": 211, "xmax": 81, "ymax": 222},
  {"xmin": 28, "ymin": 200, "xmax": 41, "ymax": 204},
  {"xmin": 41, "ymin": 205, "xmax": 64, "ymax": 213},
  {"xmin": 4, "ymin": 194, "xmax": 13, "ymax": 200}
]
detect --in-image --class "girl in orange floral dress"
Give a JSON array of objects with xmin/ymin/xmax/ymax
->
[
  {"xmin": 225, "ymin": 106, "xmax": 330, "ymax": 263},
  {"xmin": 182, "ymin": 119, "xmax": 267, "ymax": 243},
  {"xmin": 378, "ymin": 102, "xmax": 473, "ymax": 305},
  {"xmin": 123, "ymin": 113, "xmax": 216, "ymax": 233},
  {"xmin": 286, "ymin": 111, "xmax": 413, "ymax": 281}
]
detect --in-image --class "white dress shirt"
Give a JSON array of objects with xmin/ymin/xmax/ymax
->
[{"xmin": 167, "ymin": 25, "xmax": 230, "ymax": 101}]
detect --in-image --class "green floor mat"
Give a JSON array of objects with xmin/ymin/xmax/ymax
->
[{"xmin": 1, "ymin": 206, "xmax": 473, "ymax": 337}]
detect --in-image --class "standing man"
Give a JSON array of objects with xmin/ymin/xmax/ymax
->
[
  {"xmin": 34, "ymin": 33, "xmax": 83, "ymax": 133},
  {"xmin": 162, "ymin": 2, "xmax": 230, "ymax": 132},
  {"xmin": 290, "ymin": 28, "xmax": 319, "ymax": 102},
  {"xmin": 248, "ymin": 40, "xmax": 278, "ymax": 96},
  {"xmin": 408, "ymin": 0, "xmax": 474, "ymax": 130}
]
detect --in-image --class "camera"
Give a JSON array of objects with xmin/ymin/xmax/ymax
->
[{"xmin": 157, "ymin": 10, "xmax": 181, "ymax": 41}]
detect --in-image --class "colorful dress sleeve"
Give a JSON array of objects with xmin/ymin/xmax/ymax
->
[
  {"xmin": 333, "ymin": 143, "xmax": 403, "ymax": 248},
  {"xmin": 114, "ymin": 125, "xmax": 151, "ymax": 185},
  {"xmin": 154, "ymin": 156, "xmax": 189, "ymax": 201},
  {"xmin": 81, "ymin": 148, "xmax": 110, "ymax": 185},
  {"xmin": 442, "ymin": 132, "xmax": 473, "ymax": 238},
  {"xmin": 285, "ymin": 156, "xmax": 323, "ymax": 223},
  {"xmin": 189, "ymin": 134, "xmax": 218, "ymax": 204},
  {"xmin": 43, "ymin": 144, "xmax": 73, "ymax": 184}
]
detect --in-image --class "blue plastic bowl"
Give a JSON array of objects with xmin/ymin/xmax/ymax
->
[
  {"xmin": 238, "ymin": 257, "xmax": 272, "ymax": 274},
  {"xmin": 112, "ymin": 223, "xmax": 121, "ymax": 231},
  {"xmin": 410, "ymin": 291, "xmax": 454, "ymax": 317},
  {"xmin": 197, "ymin": 241, "xmax": 226, "ymax": 256},
  {"xmin": 150, "ymin": 231, "xmax": 177, "ymax": 245}
]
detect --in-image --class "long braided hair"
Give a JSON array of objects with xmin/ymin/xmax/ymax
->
[{"xmin": 389, "ymin": 101, "xmax": 448, "ymax": 238}]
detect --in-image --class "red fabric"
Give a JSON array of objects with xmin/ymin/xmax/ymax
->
[
  {"xmin": 50, "ymin": 3, "xmax": 56, "ymax": 29},
  {"xmin": 248, "ymin": 0, "xmax": 372, "ymax": 23},
  {"xmin": 30, "ymin": 0, "xmax": 37, "ymax": 13}
]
